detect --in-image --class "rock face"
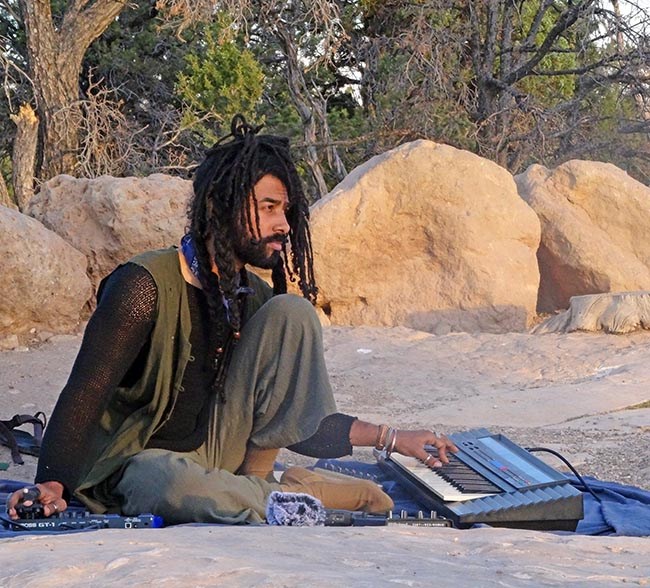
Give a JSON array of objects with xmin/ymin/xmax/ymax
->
[
  {"xmin": 516, "ymin": 161, "xmax": 650, "ymax": 313},
  {"xmin": 534, "ymin": 291, "xmax": 650, "ymax": 334},
  {"xmin": 28, "ymin": 174, "xmax": 192, "ymax": 288},
  {"xmin": 310, "ymin": 140, "xmax": 541, "ymax": 333},
  {"xmin": 0, "ymin": 206, "xmax": 92, "ymax": 340}
]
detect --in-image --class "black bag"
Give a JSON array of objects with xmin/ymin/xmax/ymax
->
[{"xmin": 0, "ymin": 412, "xmax": 47, "ymax": 465}]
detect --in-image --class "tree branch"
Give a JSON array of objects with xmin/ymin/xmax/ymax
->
[
  {"xmin": 522, "ymin": 0, "xmax": 555, "ymax": 53},
  {"xmin": 62, "ymin": 0, "xmax": 128, "ymax": 58},
  {"xmin": 504, "ymin": 0, "xmax": 597, "ymax": 85}
]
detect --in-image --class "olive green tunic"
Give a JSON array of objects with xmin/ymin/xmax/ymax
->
[{"xmin": 76, "ymin": 248, "xmax": 336, "ymax": 523}]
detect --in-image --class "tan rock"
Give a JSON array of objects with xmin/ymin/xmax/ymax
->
[
  {"xmin": 310, "ymin": 140, "xmax": 541, "ymax": 333},
  {"xmin": 28, "ymin": 174, "xmax": 192, "ymax": 288},
  {"xmin": 0, "ymin": 206, "xmax": 92, "ymax": 338},
  {"xmin": 0, "ymin": 334, "xmax": 20, "ymax": 351},
  {"xmin": 534, "ymin": 291, "xmax": 650, "ymax": 334},
  {"xmin": 516, "ymin": 161, "xmax": 650, "ymax": 313}
]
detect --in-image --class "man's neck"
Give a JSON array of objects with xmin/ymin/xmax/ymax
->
[{"xmin": 178, "ymin": 249, "xmax": 244, "ymax": 289}]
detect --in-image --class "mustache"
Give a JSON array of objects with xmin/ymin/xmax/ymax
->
[{"xmin": 249, "ymin": 234, "xmax": 288, "ymax": 246}]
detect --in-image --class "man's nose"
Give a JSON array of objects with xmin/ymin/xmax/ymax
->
[{"xmin": 274, "ymin": 213, "xmax": 290, "ymax": 235}]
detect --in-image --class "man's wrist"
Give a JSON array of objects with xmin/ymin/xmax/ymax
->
[
  {"xmin": 36, "ymin": 480, "xmax": 67, "ymax": 500},
  {"xmin": 350, "ymin": 419, "xmax": 390, "ymax": 447},
  {"xmin": 38, "ymin": 480, "xmax": 64, "ymax": 491}
]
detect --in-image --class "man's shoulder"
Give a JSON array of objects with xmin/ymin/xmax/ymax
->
[
  {"xmin": 127, "ymin": 247, "xmax": 182, "ymax": 292},
  {"xmin": 129, "ymin": 247, "xmax": 179, "ymax": 269}
]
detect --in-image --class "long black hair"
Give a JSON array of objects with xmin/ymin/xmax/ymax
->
[{"xmin": 187, "ymin": 116, "xmax": 317, "ymax": 401}]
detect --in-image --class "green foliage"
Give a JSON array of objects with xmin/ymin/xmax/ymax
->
[
  {"xmin": 87, "ymin": 7, "xmax": 187, "ymax": 101},
  {"xmin": 0, "ymin": 0, "xmax": 28, "ymax": 160},
  {"xmin": 83, "ymin": 3, "xmax": 199, "ymax": 173},
  {"xmin": 514, "ymin": 2, "xmax": 579, "ymax": 106},
  {"xmin": 0, "ymin": 155, "xmax": 14, "ymax": 200},
  {"xmin": 575, "ymin": 84, "xmax": 650, "ymax": 182},
  {"xmin": 175, "ymin": 22, "xmax": 265, "ymax": 145},
  {"xmin": 1, "ymin": 0, "xmax": 648, "ymax": 189},
  {"xmin": 322, "ymin": 99, "xmax": 367, "ymax": 181},
  {"xmin": 82, "ymin": 5, "xmax": 267, "ymax": 172}
]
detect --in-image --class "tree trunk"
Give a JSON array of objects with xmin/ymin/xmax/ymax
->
[
  {"xmin": 32, "ymin": 57, "xmax": 83, "ymax": 180},
  {"xmin": 20, "ymin": 0, "xmax": 128, "ymax": 180},
  {"xmin": 358, "ymin": 24, "xmax": 380, "ymax": 158},
  {"xmin": 0, "ymin": 173, "xmax": 15, "ymax": 209},
  {"xmin": 10, "ymin": 104, "xmax": 39, "ymax": 212},
  {"xmin": 275, "ymin": 24, "xmax": 330, "ymax": 199},
  {"xmin": 311, "ymin": 92, "xmax": 347, "ymax": 184}
]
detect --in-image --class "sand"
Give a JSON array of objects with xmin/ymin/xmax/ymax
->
[{"xmin": 1, "ymin": 326, "xmax": 649, "ymax": 586}]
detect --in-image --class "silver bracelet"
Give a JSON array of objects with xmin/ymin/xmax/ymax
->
[{"xmin": 374, "ymin": 427, "xmax": 398, "ymax": 462}]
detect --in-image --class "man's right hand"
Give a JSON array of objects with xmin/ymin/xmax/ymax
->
[{"xmin": 6, "ymin": 481, "xmax": 67, "ymax": 520}]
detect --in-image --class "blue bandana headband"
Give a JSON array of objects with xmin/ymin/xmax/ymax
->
[{"xmin": 180, "ymin": 233, "xmax": 202, "ymax": 281}]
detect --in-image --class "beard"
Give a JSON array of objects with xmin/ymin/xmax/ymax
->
[{"xmin": 233, "ymin": 232, "xmax": 287, "ymax": 269}]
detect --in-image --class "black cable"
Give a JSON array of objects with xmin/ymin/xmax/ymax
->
[{"xmin": 526, "ymin": 446, "xmax": 602, "ymax": 503}]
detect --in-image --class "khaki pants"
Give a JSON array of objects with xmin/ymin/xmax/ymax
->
[{"xmin": 112, "ymin": 294, "xmax": 336, "ymax": 524}]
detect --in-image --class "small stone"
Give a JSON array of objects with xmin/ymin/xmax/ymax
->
[{"xmin": 0, "ymin": 335, "xmax": 20, "ymax": 350}]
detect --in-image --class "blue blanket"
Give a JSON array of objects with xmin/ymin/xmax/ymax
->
[
  {"xmin": 1, "ymin": 464, "xmax": 649, "ymax": 537},
  {"xmin": 313, "ymin": 459, "xmax": 650, "ymax": 537}
]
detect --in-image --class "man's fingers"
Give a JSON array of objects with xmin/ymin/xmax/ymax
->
[
  {"xmin": 422, "ymin": 453, "xmax": 442, "ymax": 468},
  {"xmin": 6, "ymin": 490, "xmax": 28, "ymax": 514},
  {"xmin": 5, "ymin": 484, "xmax": 66, "ymax": 519},
  {"xmin": 42, "ymin": 498, "xmax": 66, "ymax": 517},
  {"xmin": 437, "ymin": 445, "xmax": 451, "ymax": 464},
  {"xmin": 395, "ymin": 429, "xmax": 458, "ymax": 467},
  {"xmin": 438, "ymin": 439, "xmax": 453, "ymax": 462},
  {"xmin": 429, "ymin": 434, "xmax": 458, "ymax": 465},
  {"xmin": 436, "ymin": 434, "xmax": 458, "ymax": 450}
]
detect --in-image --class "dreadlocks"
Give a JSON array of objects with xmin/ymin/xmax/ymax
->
[{"xmin": 187, "ymin": 114, "xmax": 317, "ymax": 402}]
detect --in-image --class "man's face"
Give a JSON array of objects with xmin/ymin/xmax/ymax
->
[{"xmin": 233, "ymin": 174, "xmax": 290, "ymax": 269}]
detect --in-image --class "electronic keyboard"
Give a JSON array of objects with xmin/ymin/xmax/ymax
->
[{"xmin": 378, "ymin": 428, "xmax": 584, "ymax": 531}]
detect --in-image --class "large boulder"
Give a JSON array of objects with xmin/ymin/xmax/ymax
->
[
  {"xmin": 28, "ymin": 174, "xmax": 192, "ymax": 288},
  {"xmin": 0, "ymin": 206, "xmax": 92, "ymax": 343},
  {"xmin": 516, "ymin": 161, "xmax": 650, "ymax": 313},
  {"xmin": 310, "ymin": 140, "xmax": 541, "ymax": 334}
]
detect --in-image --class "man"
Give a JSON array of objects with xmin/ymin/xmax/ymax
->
[{"xmin": 8, "ymin": 116, "xmax": 456, "ymax": 524}]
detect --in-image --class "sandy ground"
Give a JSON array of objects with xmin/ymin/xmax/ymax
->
[{"xmin": 1, "ymin": 326, "xmax": 649, "ymax": 586}]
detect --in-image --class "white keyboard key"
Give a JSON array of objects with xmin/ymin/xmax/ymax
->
[{"xmin": 389, "ymin": 454, "xmax": 497, "ymax": 502}]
